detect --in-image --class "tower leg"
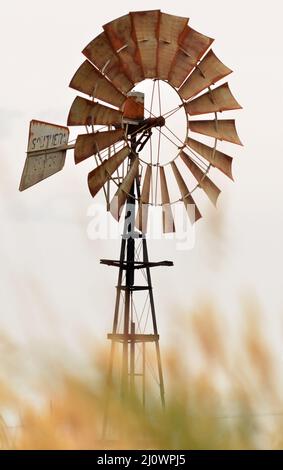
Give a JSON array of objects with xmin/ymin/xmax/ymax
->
[
  {"xmin": 102, "ymin": 238, "xmax": 126, "ymax": 438},
  {"xmin": 142, "ymin": 342, "xmax": 146, "ymax": 408},
  {"xmin": 121, "ymin": 287, "xmax": 130, "ymax": 398},
  {"xmin": 121, "ymin": 190, "xmax": 136, "ymax": 400},
  {"xmin": 142, "ymin": 238, "xmax": 165, "ymax": 408},
  {"xmin": 130, "ymin": 321, "xmax": 136, "ymax": 396}
]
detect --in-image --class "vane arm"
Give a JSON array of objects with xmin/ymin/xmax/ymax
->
[{"xmin": 26, "ymin": 143, "xmax": 75, "ymax": 157}]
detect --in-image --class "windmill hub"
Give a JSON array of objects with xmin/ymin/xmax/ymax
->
[
  {"xmin": 129, "ymin": 115, "xmax": 166, "ymax": 133},
  {"xmin": 127, "ymin": 116, "xmax": 166, "ymax": 153},
  {"xmin": 149, "ymin": 116, "xmax": 166, "ymax": 128}
]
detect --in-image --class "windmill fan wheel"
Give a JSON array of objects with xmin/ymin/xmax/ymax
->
[{"xmin": 67, "ymin": 10, "xmax": 242, "ymax": 232}]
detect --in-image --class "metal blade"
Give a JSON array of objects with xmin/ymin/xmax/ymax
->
[
  {"xmin": 74, "ymin": 129, "xmax": 125, "ymax": 164},
  {"xmin": 159, "ymin": 166, "xmax": 175, "ymax": 233},
  {"xmin": 168, "ymin": 26, "xmax": 214, "ymax": 88},
  {"xmin": 187, "ymin": 137, "xmax": 233, "ymax": 180},
  {"xmin": 83, "ymin": 32, "xmax": 134, "ymax": 93},
  {"xmin": 179, "ymin": 26, "xmax": 214, "ymax": 59},
  {"xmin": 168, "ymin": 51, "xmax": 197, "ymax": 89},
  {"xmin": 136, "ymin": 165, "xmax": 152, "ymax": 233},
  {"xmin": 69, "ymin": 60, "xmax": 126, "ymax": 108},
  {"xmin": 189, "ymin": 119, "xmax": 243, "ymax": 145},
  {"xmin": 88, "ymin": 146, "xmax": 130, "ymax": 197},
  {"xmin": 67, "ymin": 96, "xmax": 123, "ymax": 127},
  {"xmin": 179, "ymin": 50, "xmax": 232, "ymax": 100},
  {"xmin": 130, "ymin": 10, "xmax": 160, "ymax": 78},
  {"xmin": 185, "ymin": 82, "xmax": 242, "ymax": 115},
  {"xmin": 110, "ymin": 157, "xmax": 139, "ymax": 220},
  {"xmin": 180, "ymin": 151, "xmax": 221, "ymax": 206},
  {"xmin": 171, "ymin": 161, "xmax": 202, "ymax": 223},
  {"xmin": 104, "ymin": 14, "xmax": 144, "ymax": 84},
  {"xmin": 157, "ymin": 13, "xmax": 188, "ymax": 81}
]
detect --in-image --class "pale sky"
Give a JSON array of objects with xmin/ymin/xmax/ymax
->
[{"xmin": 1, "ymin": 0, "xmax": 283, "ymax": 364}]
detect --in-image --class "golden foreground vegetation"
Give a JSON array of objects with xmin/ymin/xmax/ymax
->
[{"xmin": 0, "ymin": 299, "xmax": 282, "ymax": 450}]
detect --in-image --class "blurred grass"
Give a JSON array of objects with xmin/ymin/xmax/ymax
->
[{"xmin": 0, "ymin": 298, "xmax": 282, "ymax": 450}]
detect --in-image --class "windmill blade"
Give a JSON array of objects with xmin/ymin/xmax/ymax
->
[
  {"xmin": 159, "ymin": 166, "xmax": 175, "ymax": 233},
  {"xmin": 185, "ymin": 82, "xmax": 242, "ymax": 116},
  {"xmin": 180, "ymin": 151, "xmax": 221, "ymax": 206},
  {"xmin": 69, "ymin": 60, "xmax": 126, "ymax": 108},
  {"xmin": 187, "ymin": 137, "xmax": 233, "ymax": 180},
  {"xmin": 179, "ymin": 26, "xmax": 214, "ymax": 60},
  {"xmin": 67, "ymin": 96, "xmax": 123, "ymax": 127},
  {"xmin": 110, "ymin": 157, "xmax": 139, "ymax": 220},
  {"xmin": 136, "ymin": 165, "xmax": 152, "ymax": 233},
  {"xmin": 83, "ymin": 32, "xmax": 134, "ymax": 93},
  {"xmin": 168, "ymin": 52, "xmax": 196, "ymax": 89},
  {"xmin": 179, "ymin": 50, "xmax": 232, "ymax": 101},
  {"xmin": 171, "ymin": 161, "xmax": 202, "ymax": 223},
  {"xmin": 168, "ymin": 26, "xmax": 214, "ymax": 88},
  {"xmin": 88, "ymin": 146, "xmax": 130, "ymax": 197},
  {"xmin": 75, "ymin": 129, "xmax": 125, "ymax": 164},
  {"xmin": 130, "ymin": 10, "xmax": 160, "ymax": 78},
  {"xmin": 104, "ymin": 14, "xmax": 144, "ymax": 84},
  {"xmin": 157, "ymin": 13, "xmax": 188, "ymax": 81},
  {"xmin": 189, "ymin": 119, "xmax": 243, "ymax": 145}
]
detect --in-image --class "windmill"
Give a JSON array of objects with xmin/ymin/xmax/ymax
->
[{"xmin": 19, "ymin": 10, "xmax": 242, "ymax": 432}]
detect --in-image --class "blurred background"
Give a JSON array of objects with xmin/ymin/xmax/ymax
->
[{"xmin": 1, "ymin": 0, "xmax": 283, "ymax": 449}]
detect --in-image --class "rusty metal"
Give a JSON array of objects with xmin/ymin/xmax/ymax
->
[
  {"xmin": 123, "ymin": 91, "xmax": 145, "ymax": 121},
  {"xmin": 68, "ymin": 96, "xmax": 123, "ymax": 127},
  {"xmin": 20, "ymin": 11, "xmax": 242, "ymax": 213},
  {"xmin": 168, "ymin": 26, "xmax": 214, "ymax": 88},
  {"xmin": 145, "ymin": 116, "xmax": 165, "ymax": 127},
  {"xmin": 159, "ymin": 167, "xmax": 175, "ymax": 233},
  {"xmin": 180, "ymin": 151, "xmax": 221, "ymax": 206},
  {"xmin": 20, "ymin": 143, "xmax": 75, "ymax": 157},
  {"xmin": 187, "ymin": 137, "xmax": 233, "ymax": 180},
  {"xmin": 185, "ymin": 82, "xmax": 242, "ymax": 115},
  {"xmin": 168, "ymin": 51, "xmax": 196, "ymax": 89},
  {"xmin": 136, "ymin": 165, "xmax": 151, "ymax": 232},
  {"xmin": 88, "ymin": 146, "xmax": 130, "ymax": 197},
  {"xmin": 157, "ymin": 12, "xmax": 188, "ymax": 81},
  {"xmin": 65, "ymin": 12, "xmax": 241, "ymax": 214},
  {"xmin": 179, "ymin": 26, "xmax": 214, "ymax": 59},
  {"xmin": 126, "ymin": 116, "xmax": 165, "ymax": 138},
  {"xmin": 171, "ymin": 161, "xmax": 202, "ymax": 223},
  {"xmin": 173, "ymin": 164, "xmax": 202, "ymax": 218},
  {"xmin": 19, "ymin": 120, "xmax": 69, "ymax": 191},
  {"xmin": 130, "ymin": 10, "xmax": 160, "ymax": 78},
  {"xmin": 74, "ymin": 129, "xmax": 125, "ymax": 164},
  {"xmin": 69, "ymin": 60, "xmax": 126, "ymax": 108},
  {"xmin": 189, "ymin": 119, "xmax": 243, "ymax": 145},
  {"xmin": 104, "ymin": 14, "xmax": 144, "ymax": 84},
  {"xmin": 179, "ymin": 50, "xmax": 232, "ymax": 100},
  {"xmin": 83, "ymin": 32, "xmax": 134, "ymax": 93},
  {"xmin": 110, "ymin": 157, "xmax": 139, "ymax": 220}
]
